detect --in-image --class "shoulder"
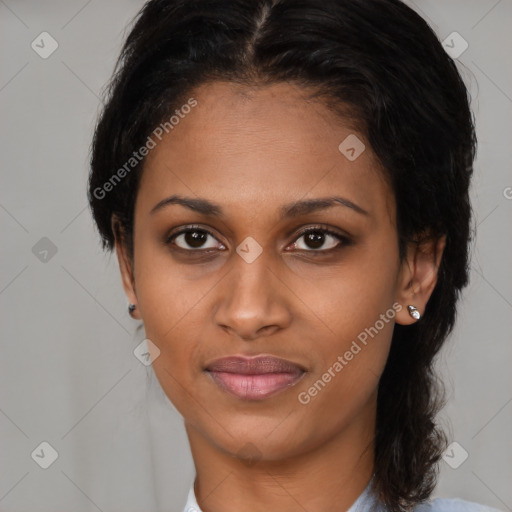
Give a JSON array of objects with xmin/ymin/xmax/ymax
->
[{"xmin": 414, "ymin": 497, "xmax": 503, "ymax": 512}]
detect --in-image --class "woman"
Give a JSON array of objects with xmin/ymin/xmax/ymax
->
[{"xmin": 88, "ymin": 0, "xmax": 500, "ymax": 510}]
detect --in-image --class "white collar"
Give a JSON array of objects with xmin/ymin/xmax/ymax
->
[{"xmin": 183, "ymin": 481, "xmax": 201, "ymax": 512}]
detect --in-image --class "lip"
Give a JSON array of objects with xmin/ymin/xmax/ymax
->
[{"xmin": 205, "ymin": 355, "xmax": 306, "ymax": 401}]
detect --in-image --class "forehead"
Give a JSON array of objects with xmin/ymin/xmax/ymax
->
[{"xmin": 137, "ymin": 81, "xmax": 394, "ymax": 224}]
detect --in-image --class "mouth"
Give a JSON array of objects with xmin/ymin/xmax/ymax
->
[{"xmin": 204, "ymin": 355, "xmax": 307, "ymax": 401}]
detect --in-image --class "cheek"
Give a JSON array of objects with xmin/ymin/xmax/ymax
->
[
  {"xmin": 289, "ymin": 247, "xmax": 398, "ymax": 410},
  {"xmin": 292, "ymin": 304, "xmax": 395, "ymax": 450},
  {"xmin": 288, "ymin": 248, "xmax": 398, "ymax": 351},
  {"xmin": 296, "ymin": 301, "xmax": 395, "ymax": 409},
  {"xmin": 133, "ymin": 240, "xmax": 210, "ymax": 336},
  {"xmin": 142, "ymin": 305, "xmax": 205, "ymax": 422},
  {"xmin": 132, "ymin": 249, "xmax": 207, "ymax": 403}
]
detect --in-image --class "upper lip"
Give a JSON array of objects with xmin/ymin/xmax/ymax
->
[{"xmin": 205, "ymin": 355, "xmax": 306, "ymax": 375}]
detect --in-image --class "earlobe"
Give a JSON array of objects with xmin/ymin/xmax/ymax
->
[
  {"xmin": 406, "ymin": 305, "xmax": 421, "ymax": 321},
  {"xmin": 128, "ymin": 303, "xmax": 138, "ymax": 318},
  {"xmin": 394, "ymin": 234, "xmax": 446, "ymax": 326},
  {"xmin": 111, "ymin": 215, "xmax": 140, "ymax": 319}
]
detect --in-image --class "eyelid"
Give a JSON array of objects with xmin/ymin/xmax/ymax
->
[
  {"xmin": 165, "ymin": 223, "xmax": 352, "ymax": 251},
  {"xmin": 166, "ymin": 224, "xmax": 225, "ymax": 249},
  {"xmin": 289, "ymin": 224, "xmax": 351, "ymax": 251}
]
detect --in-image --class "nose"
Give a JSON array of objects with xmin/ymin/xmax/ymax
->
[{"xmin": 213, "ymin": 253, "xmax": 292, "ymax": 341}]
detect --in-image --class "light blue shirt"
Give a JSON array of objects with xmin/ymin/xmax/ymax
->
[{"xmin": 182, "ymin": 478, "xmax": 503, "ymax": 512}]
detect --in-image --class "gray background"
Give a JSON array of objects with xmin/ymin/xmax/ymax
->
[{"xmin": 1, "ymin": 1, "xmax": 511, "ymax": 511}]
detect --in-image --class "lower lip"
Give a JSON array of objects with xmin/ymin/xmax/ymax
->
[{"xmin": 206, "ymin": 371, "xmax": 305, "ymax": 401}]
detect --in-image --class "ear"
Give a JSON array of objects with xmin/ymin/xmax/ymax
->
[
  {"xmin": 112, "ymin": 215, "xmax": 141, "ymax": 320},
  {"xmin": 394, "ymin": 233, "xmax": 446, "ymax": 325}
]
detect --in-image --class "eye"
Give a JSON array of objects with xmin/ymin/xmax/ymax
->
[
  {"xmin": 290, "ymin": 226, "xmax": 349, "ymax": 252},
  {"xmin": 167, "ymin": 225, "xmax": 225, "ymax": 251}
]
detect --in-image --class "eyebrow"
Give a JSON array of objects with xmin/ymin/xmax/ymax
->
[{"xmin": 149, "ymin": 194, "xmax": 369, "ymax": 217}]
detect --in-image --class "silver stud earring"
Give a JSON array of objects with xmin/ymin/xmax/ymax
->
[
  {"xmin": 407, "ymin": 305, "xmax": 421, "ymax": 320},
  {"xmin": 128, "ymin": 303, "xmax": 136, "ymax": 317}
]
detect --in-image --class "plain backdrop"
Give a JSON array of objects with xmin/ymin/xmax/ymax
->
[{"xmin": 1, "ymin": 1, "xmax": 511, "ymax": 511}]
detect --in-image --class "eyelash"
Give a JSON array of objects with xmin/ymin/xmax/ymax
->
[
  {"xmin": 165, "ymin": 224, "xmax": 351, "ymax": 254},
  {"xmin": 292, "ymin": 225, "xmax": 351, "ymax": 252}
]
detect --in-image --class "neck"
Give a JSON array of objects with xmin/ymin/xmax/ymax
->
[{"xmin": 185, "ymin": 394, "xmax": 376, "ymax": 512}]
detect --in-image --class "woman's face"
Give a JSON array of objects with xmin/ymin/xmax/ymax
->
[{"xmin": 117, "ymin": 81, "xmax": 418, "ymax": 462}]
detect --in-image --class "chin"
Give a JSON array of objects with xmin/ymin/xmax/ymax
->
[{"xmin": 206, "ymin": 419, "xmax": 314, "ymax": 461}]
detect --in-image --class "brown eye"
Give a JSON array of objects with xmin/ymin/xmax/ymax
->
[
  {"xmin": 183, "ymin": 230, "xmax": 208, "ymax": 248},
  {"xmin": 169, "ymin": 227, "xmax": 225, "ymax": 251},
  {"xmin": 292, "ymin": 228, "xmax": 348, "ymax": 252},
  {"xmin": 303, "ymin": 231, "xmax": 327, "ymax": 249}
]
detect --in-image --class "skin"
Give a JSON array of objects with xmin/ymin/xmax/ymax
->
[{"xmin": 114, "ymin": 81, "xmax": 445, "ymax": 512}]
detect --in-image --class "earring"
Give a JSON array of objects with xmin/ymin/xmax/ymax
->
[
  {"xmin": 128, "ymin": 303, "xmax": 137, "ymax": 317},
  {"xmin": 407, "ymin": 305, "xmax": 421, "ymax": 320}
]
